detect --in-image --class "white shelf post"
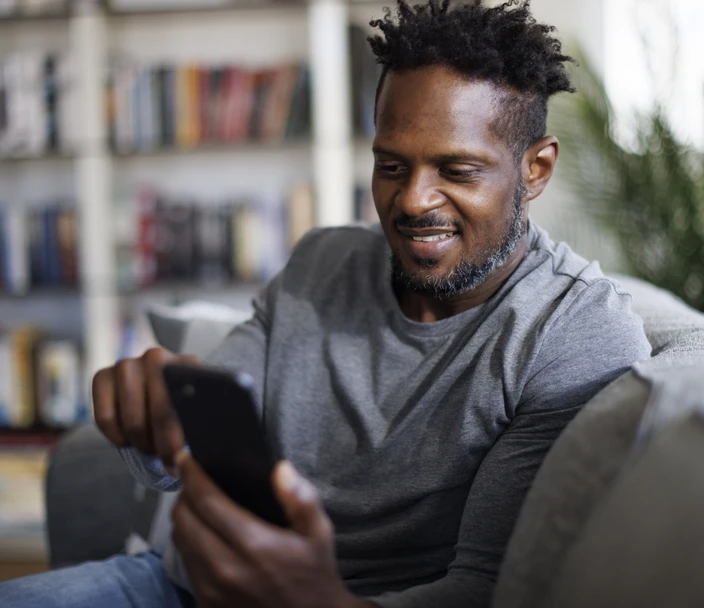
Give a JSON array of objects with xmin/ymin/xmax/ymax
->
[
  {"xmin": 309, "ymin": 0, "xmax": 355, "ymax": 227},
  {"xmin": 72, "ymin": 1, "xmax": 120, "ymax": 379}
]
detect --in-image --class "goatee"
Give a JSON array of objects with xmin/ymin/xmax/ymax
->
[{"xmin": 390, "ymin": 180, "xmax": 527, "ymax": 300}]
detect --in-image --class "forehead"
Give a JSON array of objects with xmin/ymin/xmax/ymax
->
[{"xmin": 375, "ymin": 66, "xmax": 510, "ymax": 159}]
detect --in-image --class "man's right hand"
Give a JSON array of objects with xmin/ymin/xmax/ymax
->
[{"xmin": 92, "ymin": 347, "xmax": 200, "ymax": 472}]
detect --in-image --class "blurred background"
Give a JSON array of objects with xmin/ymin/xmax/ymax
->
[{"xmin": 0, "ymin": 0, "xmax": 701, "ymax": 582}]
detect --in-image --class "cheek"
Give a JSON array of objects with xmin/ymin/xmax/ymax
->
[
  {"xmin": 454, "ymin": 182, "xmax": 516, "ymax": 223},
  {"xmin": 371, "ymin": 178, "xmax": 390, "ymax": 215}
]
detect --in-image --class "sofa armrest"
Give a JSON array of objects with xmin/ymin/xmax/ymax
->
[{"xmin": 45, "ymin": 424, "xmax": 136, "ymax": 569}]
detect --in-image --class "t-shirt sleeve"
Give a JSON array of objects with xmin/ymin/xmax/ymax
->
[
  {"xmin": 118, "ymin": 274, "xmax": 279, "ymax": 491},
  {"xmin": 368, "ymin": 279, "xmax": 651, "ymax": 608}
]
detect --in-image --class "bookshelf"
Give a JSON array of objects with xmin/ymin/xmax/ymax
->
[
  {"xmin": 0, "ymin": 0, "xmax": 384, "ymax": 563},
  {"xmin": 0, "ymin": 0, "xmax": 383, "ymax": 425}
]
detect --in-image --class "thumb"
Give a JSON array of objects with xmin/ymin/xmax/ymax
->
[{"xmin": 273, "ymin": 461, "xmax": 333, "ymax": 541}]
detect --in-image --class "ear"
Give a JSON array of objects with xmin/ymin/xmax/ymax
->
[{"xmin": 521, "ymin": 136, "xmax": 559, "ymax": 202}]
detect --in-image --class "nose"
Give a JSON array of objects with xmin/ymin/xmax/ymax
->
[{"xmin": 394, "ymin": 169, "xmax": 446, "ymax": 217}]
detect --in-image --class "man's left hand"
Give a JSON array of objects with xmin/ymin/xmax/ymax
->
[{"xmin": 172, "ymin": 452, "xmax": 373, "ymax": 608}]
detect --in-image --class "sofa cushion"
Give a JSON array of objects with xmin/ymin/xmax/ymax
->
[
  {"xmin": 491, "ymin": 370, "xmax": 652, "ymax": 608},
  {"xmin": 545, "ymin": 413, "xmax": 704, "ymax": 608},
  {"xmin": 45, "ymin": 424, "xmax": 136, "ymax": 568},
  {"xmin": 612, "ymin": 274, "xmax": 704, "ymax": 357}
]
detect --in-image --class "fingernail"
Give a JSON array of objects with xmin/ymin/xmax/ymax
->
[
  {"xmin": 172, "ymin": 448, "xmax": 189, "ymax": 476},
  {"xmin": 175, "ymin": 449, "xmax": 189, "ymax": 467},
  {"xmin": 277, "ymin": 460, "xmax": 299, "ymax": 492}
]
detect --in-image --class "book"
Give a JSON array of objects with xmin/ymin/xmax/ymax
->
[
  {"xmin": 1, "ymin": 328, "xmax": 43, "ymax": 428},
  {"xmin": 35, "ymin": 339, "xmax": 83, "ymax": 427},
  {"xmin": 0, "ymin": 51, "xmax": 74, "ymax": 158},
  {"xmin": 0, "ymin": 206, "xmax": 30, "ymax": 295},
  {"xmin": 120, "ymin": 184, "xmax": 309, "ymax": 289},
  {"xmin": 0, "ymin": 446, "xmax": 49, "ymax": 559},
  {"xmin": 107, "ymin": 61, "xmax": 310, "ymax": 150},
  {"xmin": 286, "ymin": 182, "xmax": 315, "ymax": 247},
  {"xmin": 0, "ymin": 204, "xmax": 78, "ymax": 292}
]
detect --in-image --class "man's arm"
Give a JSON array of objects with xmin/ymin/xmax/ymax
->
[{"xmin": 368, "ymin": 280, "xmax": 651, "ymax": 608}]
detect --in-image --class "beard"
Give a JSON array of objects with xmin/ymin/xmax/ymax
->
[{"xmin": 390, "ymin": 180, "xmax": 527, "ymax": 300}]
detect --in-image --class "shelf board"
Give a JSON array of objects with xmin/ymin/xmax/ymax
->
[
  {"xmin": 0, "ymin": 0, "xmax": 381, "ymax": 23},
  {"xmin": 111, "ymin": 138, "xmax": 311, "ymax": 159},
  {"xmin": 0, "ymin": 288, "xmax": 80, "ymax": 300},
  {"xmin": 0, "ymin": 153, "xmax": 75, "ymax": 164},
  {"xmin": 0, "ymin": 426, "xmax": 68, "ymax": 447},
  {"xmin": 0, "ymin": 10, "xmax": 69, "ymax": 23},
  {"xmin": 107, "ymin": 1, "xmax": 306, "ymax": 18}
]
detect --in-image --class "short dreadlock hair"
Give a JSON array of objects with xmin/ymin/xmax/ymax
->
[{"xmin": 368, "ymin": 0, "xmax": 576, "ymax": 162}]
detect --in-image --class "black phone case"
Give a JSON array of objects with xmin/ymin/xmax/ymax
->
[{"xmin": 163, "ymin": 364, "xmax": 288, "ymax": 528}]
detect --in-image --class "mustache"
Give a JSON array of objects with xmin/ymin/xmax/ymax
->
[{"xmin": 395, "ymin": 213, "xmax": 462, "ymax": 232}]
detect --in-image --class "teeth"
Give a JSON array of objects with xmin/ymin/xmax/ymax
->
[{"xmin": 411, "ymin": 233, "xmax": 455, "ymax": 242}]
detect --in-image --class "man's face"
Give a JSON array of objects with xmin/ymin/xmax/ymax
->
[{"xmin": 372, "ymin": 66, "xmax": 527, "ymax": 299}]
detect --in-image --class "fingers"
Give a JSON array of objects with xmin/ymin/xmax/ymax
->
[
  {"xmin": 93, "ymin": 347, "xmax": 196, "ymax": 463},
  {"xmin": 273, "ymin": 461, "xmax": 334, "ymax": 543},
  {"xmin": 142, "ymin": 348, "xmax": 185, "ymax": 469},
  {"xmin": 178, "ymin": 452, "xmax": 282, "ymax": 551},
  {"xmin": 115, "ymin": 358, "xmax": 153, "ymax": 454},
  {"xmin": 93, "ymin": 366, "xmax": 128, "ymax": 447},
  {"xmin": 171, "ymin": 493, "xmax": 250, "ymax": 607}
]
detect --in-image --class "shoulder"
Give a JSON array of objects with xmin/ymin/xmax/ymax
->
[
  {"xmin": 520, "ymin": 222, "xmax": 639, "ymax": 334},
  {"xmin": 516, "ymin": 225, "xmax": 651, "ymax": 411}
]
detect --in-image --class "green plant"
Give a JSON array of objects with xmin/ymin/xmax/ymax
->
[{"xmin": 549, "ymin": 50, "xmax": 704, "ymax": 310}]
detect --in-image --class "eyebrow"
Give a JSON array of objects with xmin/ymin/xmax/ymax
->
[{"xmin": 372, "ymin": 145, "xmax": 492, "ymax": 165}]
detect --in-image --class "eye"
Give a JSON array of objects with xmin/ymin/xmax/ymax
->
[
  {"xmin": 439, "ymin": 166, "xmax": 479, "ymax": 181},
  {"xmin": 374, "ymin": 161, "xmax": 407, "ymax": 176}
]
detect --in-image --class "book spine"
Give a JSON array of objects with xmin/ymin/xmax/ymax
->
[
  {"xmin": 4, "ymin": 206, "xmax": 30, "ymax": 294},
  {"xmin": 36, "ymin": 340, "xmax": 82, "ymax": 427},
  {"xmin": 10, "ymin": 329, "xmax": 40, "ymax": 428},
  {"xmin": 0, "ymin": 337, "xmax": 12, "ymax": 427}
]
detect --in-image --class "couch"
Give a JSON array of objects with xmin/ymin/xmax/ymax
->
[{"xmin": 44, "ymin": 275, "xmax": 704, "ymax": 606}]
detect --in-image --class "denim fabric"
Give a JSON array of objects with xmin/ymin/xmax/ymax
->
[{"xmin": 0, "ymin": 551, "xmax": 194, "ymax": 608}]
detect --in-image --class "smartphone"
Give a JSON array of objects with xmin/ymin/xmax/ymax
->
[{"xmin": 163, "ymin": 363, "xmax": 288, "ymax": 528}]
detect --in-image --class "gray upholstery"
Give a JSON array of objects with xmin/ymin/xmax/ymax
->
[
  {"xmin": 546, "ymin": 414, "xmax": 704, "ymax": 608},
  {"xmin": 613, "ymin": 274, "xmax": 704, "ymax": 357},
  {"xmin": 491, "ymin": 371, "xmax": 652, "ymax": 608},
  {"xmin": 45, "ymin": 424, "xmax": 136, "ymax": 568},
  {"xmin": 492, "ymin": 277, "xmax": 704, "ymax": 608}
]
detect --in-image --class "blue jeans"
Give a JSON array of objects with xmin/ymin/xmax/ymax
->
[{"xmin": 0, "ymin": 551, "xmax": 195, "ymax": 608}]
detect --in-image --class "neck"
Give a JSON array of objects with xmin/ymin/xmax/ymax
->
[{"xmin": 399, "ymin": 234, "xmax": 529, "ymax": 323}]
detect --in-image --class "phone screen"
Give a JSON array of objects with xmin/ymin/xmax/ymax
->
[{"xmin": 163, "ymin": 363, "xmax": 288, "ymax": 527}]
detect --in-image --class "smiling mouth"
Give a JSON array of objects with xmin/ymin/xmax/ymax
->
[{"xmin": 410, "ymin": 232, "xmax": 456, "ymax": 242}]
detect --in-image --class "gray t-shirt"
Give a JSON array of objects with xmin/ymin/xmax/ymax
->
[{"xmin": 122, "ymin": 221, "xmax": 651, "ymax": 607}]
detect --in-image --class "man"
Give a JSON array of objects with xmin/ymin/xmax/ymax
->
[{"xmin": 1, "ymin": 1, "xmax": 650, "ymax": 607}]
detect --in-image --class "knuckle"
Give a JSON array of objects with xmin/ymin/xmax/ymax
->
[
  {"xmin": 91, "ymin": 367, "xmax": 112, "ymax": 403},
  {"xmin": 243, "ymin": 532, "xmax": 277, "ymax": 558},
  {"xmin": 317, "ymin": 514, "xmax": 334, "ymax": 540},
  {"xmin": 212, "ymin": 562, "xmax": 239, "ymax": 589},
  {"xmin": 142, "ymin": 347, "xmax": 170, "ymax": 368},
  {"xmin": 93, "ymin": 406, "xmax": 116, "ymax": 430},
  {"xmin": 114, "ymin": 358, "xmax": 134, "ymax": 385},
  {"xmin": 197, "ymin": 582, "xmax": 223, "ymax": 605},
  {"xmin": 298, "ymin": 484, "xmax": 321, "ymax": 509},
  {"xmin": 180, "ymin": 353, "xmax": 201, "ymax": 365},
  {"xmin": 192, "ymin": 494, "xmax": 219, "ymax": 518},
  {"xmin": 122, "ymin": 422, "xmax": 147, "ymax": 444}
]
